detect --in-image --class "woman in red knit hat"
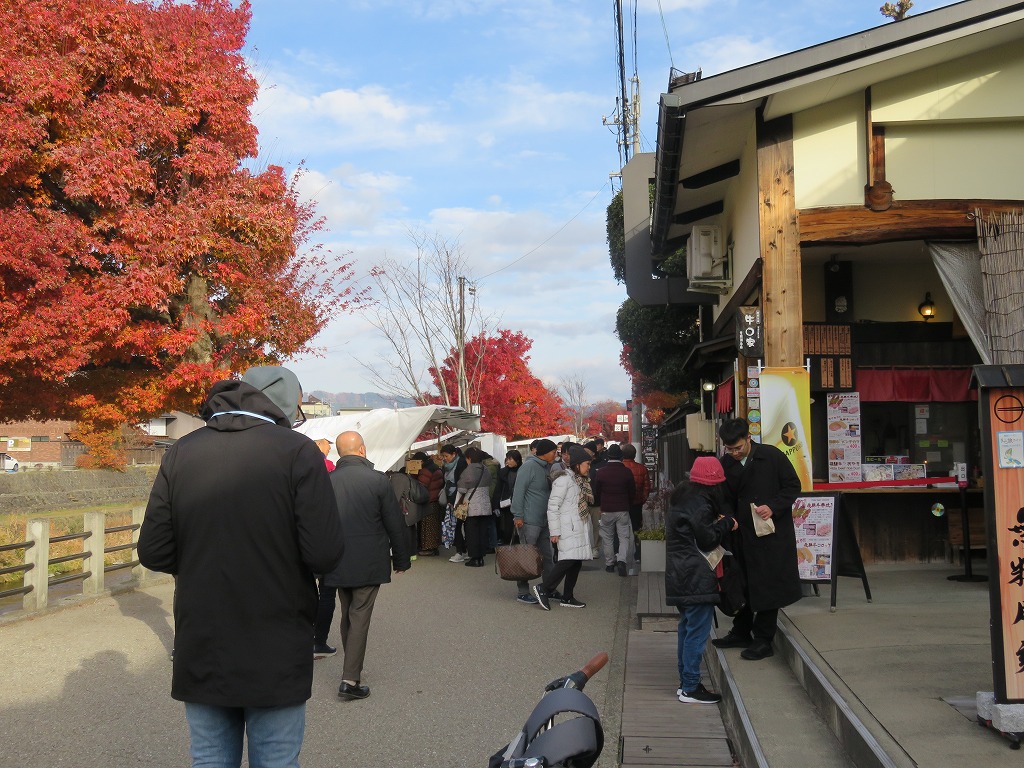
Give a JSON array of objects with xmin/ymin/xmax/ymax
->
[{"xmin": 665, "ymin": 456, "xmax": 738, "ymax": 704}]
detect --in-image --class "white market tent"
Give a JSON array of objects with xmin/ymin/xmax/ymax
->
[{"xmin": 294, "ymin": 405, "xmax": 481, "ymax": 471}]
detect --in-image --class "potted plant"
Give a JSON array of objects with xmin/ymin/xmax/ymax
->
[
  {"xmin": 637, "ymin": 526, "xmax": 666, "ymax": 572},
  {"xmin": 638, "ymin": 481, "xmax": 672, "ymax": 572}
]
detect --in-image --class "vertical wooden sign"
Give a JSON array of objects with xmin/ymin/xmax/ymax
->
[{"xmin": 983, "ymin": 387, "xmax": 1024, "ymax": 702}]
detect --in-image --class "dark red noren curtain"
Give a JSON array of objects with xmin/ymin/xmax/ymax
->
[
  {"xmin": 716, "ymin": 377, "xmax": 734, "ymax": 413},
  {"xmin": 856, "ymin": 368, "xmax": 975, "ymax": 402}
]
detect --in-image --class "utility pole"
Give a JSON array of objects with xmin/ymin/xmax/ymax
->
[
  {"xmin": 457, "ymin": 275, "xmax": 468, "ymax": 410},
  {"xmin": 603, "ymin": 0, "xmax": 641, "ymax": 166}
]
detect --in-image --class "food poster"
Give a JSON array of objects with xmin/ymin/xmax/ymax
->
[
  {"xmin": 793, "ymin": 496, "xmax": 835, "ymax": 581},
  {"xmin": 759, "ymin": 368, "xmax": 813, "ymax": 490},
  {"xmin": 827, "ymin": 392, "xmax": 862, "ymax": 482}
]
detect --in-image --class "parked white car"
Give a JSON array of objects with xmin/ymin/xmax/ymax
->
[{"xmin": 1, "ymin": 453, "xmax": 19, "ymax": 472}]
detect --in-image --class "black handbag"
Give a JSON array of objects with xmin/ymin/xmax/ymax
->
[{"xmin": 716, "ymin": 555, "xmax": 746, "ymax": 617}]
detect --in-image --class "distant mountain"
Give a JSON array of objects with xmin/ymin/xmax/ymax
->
[{"xmin": 310, "ymin": 391, "xmax": 417, "ymax": 413}]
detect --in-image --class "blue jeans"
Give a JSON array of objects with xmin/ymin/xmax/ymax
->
[
  {"xmin": 185, "ymin": 702, "xmax": 305, "ymax": 767},
  {"xmin": 677, "ymin": 604, "xmax": 715, "ymax": 692}
]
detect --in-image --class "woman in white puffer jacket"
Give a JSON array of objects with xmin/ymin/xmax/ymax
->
[{"xmin": 533, "ymin": 445, "xmax": 594, "ymax": 610}]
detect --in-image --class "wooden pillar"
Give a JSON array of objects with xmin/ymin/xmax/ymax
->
[{"xmin": 756, "ymin": 111, "xmax": 803, "ymax": 367}]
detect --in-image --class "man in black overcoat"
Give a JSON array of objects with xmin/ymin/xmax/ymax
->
[
  {"xmin": 321, "ymin": 430, "xmax": 411, "ymax": 700},
  {"xmin": 139, "ymin": 366, "xmax": 345, "ymax": 765},
  {"xmin": 711, "ymin": 418, "xmax": 802, "ymax": 660}
]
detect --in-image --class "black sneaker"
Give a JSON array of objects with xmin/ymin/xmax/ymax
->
[
  {"xmin": 605, "ymin": 565, "xmax": 616, "ymax": 573},
  {"xmin": 313, "ymin": 642, "xmax": 337, "ymax": 658},
  {"xmin": 516, "ymin": 593, "xmax": 539, "ymax": 605},
  {"xmin": 533, "ymin": 584, "xmax": 551, "ymax": 611},
  {"xmin": 711, "ymin": 631, "xmax": 752, "ymax": 649},
  {"xmin": 548, "ymin": 590, "xmax": 563, "ymax": 601},
  {"xmin": 678, "ymin": 682, "xmax": 722, "ymax": 704},
  {"xmin": 616, "ymin": 561, "xmax": 628, "ymax": 577},
  {"xmin": 559, "ymin": 597, "xmax": 586, "ymax": 608}
]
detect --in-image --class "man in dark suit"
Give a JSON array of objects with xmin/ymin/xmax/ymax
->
[
  {"xmin": 711, "ymin": 418, "xmax": 802, "ymax": 661},
  {"xmin": 321, "ymin": 430, "xmax": 411, "ymax": 700}
]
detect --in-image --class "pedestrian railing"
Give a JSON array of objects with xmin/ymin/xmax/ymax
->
[{"xmin": 0, "ymin": 506, "xmax": 150, "ymax": 611}]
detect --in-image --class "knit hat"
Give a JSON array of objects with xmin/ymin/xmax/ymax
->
[
  {"xmin": 241, "ymin": 366, "xmax": 302, "ymax": 424},
  {"xmin": 606, "ymin": 444, "xmax": 622, "ymax": 460},
  {"xmin": 533, "ymin": 438, "xmax": 558, "ymax": 456},
  {"xmin": 567, "ymin": 445, "xmax": 591, "ymax": 467},
  {"xmin": 689, "ymin": 456, "xmax": 726, "ymax": 486}
]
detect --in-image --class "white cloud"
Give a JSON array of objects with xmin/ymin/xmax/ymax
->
[
  {"xmin": 291, "ymin": 166, "xmax": 411, "ymax": 232},
  {"xmin": 253, "ymin": 79, "xmax": 449, "ymax": 153},
  {"xmin": 684, "ymin": 34, "xmax": 786, "ymax": 77}
]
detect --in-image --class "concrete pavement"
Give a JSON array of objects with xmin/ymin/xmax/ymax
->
[
  {"xmin": 711, "ymin": 562, "xmax": 1024, "ymax": 767},
  {"xmin": 0, "ymin": 555, "xmax": 631, "ymax": 768}
]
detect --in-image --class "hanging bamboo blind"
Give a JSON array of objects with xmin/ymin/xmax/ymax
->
[{"xmin": 975, "ymin": 208, "xmax": 1024, "ymax": 365}]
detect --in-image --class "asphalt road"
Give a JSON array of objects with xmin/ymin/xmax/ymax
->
[{"xmin": 0, "ymin": 553, "xmax": 630, "ymax": 767}]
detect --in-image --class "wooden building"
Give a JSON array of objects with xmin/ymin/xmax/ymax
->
[{"xmin": 623, "ymin": 0, "xmax": 1024, "ymax": 561}]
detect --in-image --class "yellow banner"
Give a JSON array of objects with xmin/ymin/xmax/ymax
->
[{"xmin": 758, "ymin": 368, "xmax": 813, "ymax": 491}]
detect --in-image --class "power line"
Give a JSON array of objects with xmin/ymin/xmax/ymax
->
[
  {"xmin": 477, "ymin": 180, "xmax": 612, "ymax": 281},
  {"xmin": 657, "ymin": 0, "xmax": 675, "ymax": 70}
]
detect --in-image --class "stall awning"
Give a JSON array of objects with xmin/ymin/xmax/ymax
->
[
  {"xmin": 856, "ymin": 368, "xmax": 976, "ymax": 402},
  {"xmin": 716, "ymin": 376, "xmax": 735, "ymax": 414}
]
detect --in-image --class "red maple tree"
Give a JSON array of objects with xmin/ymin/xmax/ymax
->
[
  {"xmin": 430, "ymin": 330, "xmax": 567, "ymax": 439},
  {"xmin": 0, "ymin": 0, "xmax": 361, "ymax": 465},
  {"xmin": 585, "ymin": 399, "xmax": 626, "ymax": 440}
]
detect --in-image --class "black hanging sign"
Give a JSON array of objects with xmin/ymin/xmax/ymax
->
[{"xmin": 736, "ymin": 305, "xmax": 764, "ymax": 358}]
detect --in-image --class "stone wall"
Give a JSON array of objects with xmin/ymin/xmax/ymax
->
[{"xmin": 0, "ymin": 468, "xmax": 157, "ymax": 516}]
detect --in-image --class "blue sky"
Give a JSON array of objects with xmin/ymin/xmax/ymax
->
[{"xmin": 244, "ymin": 0, "xmax": 958, "ymax": 403}]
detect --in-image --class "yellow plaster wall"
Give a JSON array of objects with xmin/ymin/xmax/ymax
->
[
  {"xmin": 872, "ymin": 41, "xmax": 1024, "ymax": 124},
  {"xmin": 793, "ymin": 93, "xmax": 866, "ymax": 209},
  {"xmin": 885, "ymin": 121, "xmax": 1024, "ymax": 200}
]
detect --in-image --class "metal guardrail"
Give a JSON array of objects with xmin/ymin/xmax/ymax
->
[{"xmin": 0, "ymin": 508, "xmax": 148, "ymax": 609}]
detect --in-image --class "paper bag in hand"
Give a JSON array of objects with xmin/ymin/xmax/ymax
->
[{"xmin": 751, "ymin": 503, "xmax": 775, "ymax": 537}]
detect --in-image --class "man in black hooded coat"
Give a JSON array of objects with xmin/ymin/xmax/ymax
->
[{"xmin": 139, "ymin": 366, "xmax": 344, "ymax": 766}]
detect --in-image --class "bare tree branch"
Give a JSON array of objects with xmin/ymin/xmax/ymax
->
[
  {"xmin": 357, "ymin": 230, "xmax": 496, "ymax": 405},
  {"xmin": 559, "ymin": 374, "xmax": 589, "ymax": 437}
]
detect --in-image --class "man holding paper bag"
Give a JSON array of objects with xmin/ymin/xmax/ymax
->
[{"xmin": 711, "ymin": 418, "xmax": 802, "ymax": 661}]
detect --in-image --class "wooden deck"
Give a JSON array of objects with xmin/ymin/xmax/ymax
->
[
  {"xmin": 621, "ymin": 630, "xmax": 736, "ymax": 767},
  {"xmin": 637, "ymin": 571, "xmax": 675, "ymax": 629},
  {"xmin": 624, "ymin": 572, "xmax": 736, "ymax": 767}
]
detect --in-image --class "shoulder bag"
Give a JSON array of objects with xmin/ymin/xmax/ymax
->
[{"xmin": 453, "ymin": 484, "xmax": 478, "ymax": 521}]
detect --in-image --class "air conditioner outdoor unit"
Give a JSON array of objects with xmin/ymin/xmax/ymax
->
[{"xmin": 686, "ymin": 224, "xmax": 732, "ymax": 294}]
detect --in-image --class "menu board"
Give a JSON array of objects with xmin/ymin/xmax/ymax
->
[
  {"xmin": 826, "ymin": 392, "xmax": 862, "ymax": 482},
  {"xmin": 793, "ymin": 496, "xmax": 836, "ymax": 581}
]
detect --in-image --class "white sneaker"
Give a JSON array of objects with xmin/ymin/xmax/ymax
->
[{"xmin": 449, "ymin": 553, "xmax": 468, "ymax": 563}]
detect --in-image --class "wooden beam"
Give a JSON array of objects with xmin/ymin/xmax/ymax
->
[
  {"xmin": 712, "ymin": 258, "xmax": 763, "ymax": 339},
  {"xmin": 864, "ymin": 88, "xmax": 893, "ymax": 211},
  {"xmin": 798, "ymin": 200, "xmax": 1024, "ymax": 244},
  {"xmin": 757, "ymin": 111, "xmax": 803, "ymax": 368},
  {"xmin": 672, "ymin": 200, "xmax": 724, "ymax": 226},
  {"xmin": 681, "ymin": 159, "xmax": 741, "ymax": 189}
]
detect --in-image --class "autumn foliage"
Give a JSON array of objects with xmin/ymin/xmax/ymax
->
[
  {"xmin": 0, "ymin": 0, "xmax": 361, "ymax": 465},
  {"xmin": 431, "ymin": 330, "xmax": 566, "ymax": 440}
]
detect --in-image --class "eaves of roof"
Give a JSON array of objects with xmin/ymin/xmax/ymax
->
[{"xmin": 651, "ymin": 0, "xmax": 1024, "ymax": 252}]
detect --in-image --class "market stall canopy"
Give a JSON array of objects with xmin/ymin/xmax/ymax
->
[{"xmin": 295, "ymin": 405, "xmax": 481, "ymax": 471}]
